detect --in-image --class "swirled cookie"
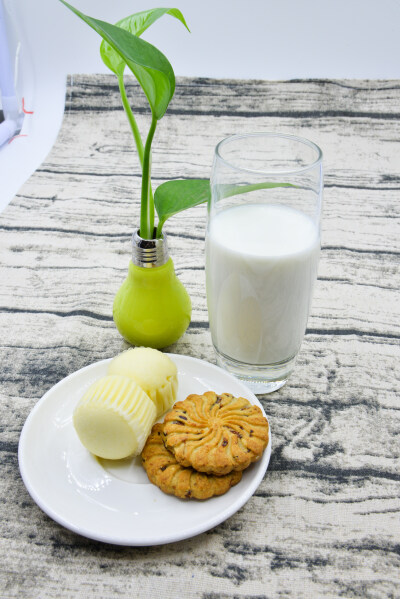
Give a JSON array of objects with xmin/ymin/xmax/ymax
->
[
  {"xmin": 163, "ymin": 391, "xmax": 269, "ymax": 475},
  {"xmin": 141, "ymin": 423, "xmax": 242, "ymax": 499}
]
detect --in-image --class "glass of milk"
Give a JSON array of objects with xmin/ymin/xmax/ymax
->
[{"xmin": 206, "ymin": 132, "xmax": 323, "ymax": 393}]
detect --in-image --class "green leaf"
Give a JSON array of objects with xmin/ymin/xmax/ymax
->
[
  {"xmin": 217, "ymin": 181, "xmax": 296, "ymax": 199},
  {"xmin": 100, "ymin": 8, "xmax": 190, "ymax": 77},
  {"xmin": 154, "ymin": 180, "xmax": 297, "ymax": 236},
  {"xmin": 59, "ymin": 1, "xmax": 175, "ymax": 119},
  {"xmin": 154, "ymin": 179, "xmax": 211, "ymax": 236}
]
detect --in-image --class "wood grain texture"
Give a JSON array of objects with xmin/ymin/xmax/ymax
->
[{"xmin": 0, "ymin": 75, "xmax": 399, "ymax": 599}]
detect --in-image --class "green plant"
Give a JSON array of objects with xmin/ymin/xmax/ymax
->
[
  {"xmin": 59, "ymin": 2, "xmax": 294, "ymax": 240},
  {"xmin": 59, "ymin": 1, "xmax": 210, "ymax": 239}
]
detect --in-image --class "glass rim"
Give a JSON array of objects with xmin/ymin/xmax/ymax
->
[{"xmin": 215, "ymin": 131, "xmax": 323, "ymax": 176}]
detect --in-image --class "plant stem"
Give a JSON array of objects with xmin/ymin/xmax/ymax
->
[
  {"xmin": 118, "ymin": 74, "xmax": 144, "ymax": 165},
  {"xmin": 118, "ymin": 74, "xmax": 155, "ymax": 231},
  {"xmin": 156, "ymin": 218, "xmax": 165, "ymax": 239},
  {"xmin": 140, "ymin": 114, "xmax": 157, "ymax": 239}
]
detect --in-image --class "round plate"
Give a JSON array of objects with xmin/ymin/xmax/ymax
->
[{"xmin": 19, "ymin": 354, "xmax": 271, "ymax": 546}]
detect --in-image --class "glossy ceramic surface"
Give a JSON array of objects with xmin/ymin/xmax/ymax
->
[{"xmin": 19, "ymin": 354, "xmax": 271, "ymax": 546}]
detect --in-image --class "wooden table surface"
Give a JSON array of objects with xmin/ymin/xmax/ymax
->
[{"xmin": 1, "ymin": 75, "xmax": 399, "ymax": 598}]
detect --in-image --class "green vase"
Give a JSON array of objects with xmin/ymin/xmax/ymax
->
[{"xmin": 113, "ymin": 229, "xmax": 191, "ymax": 349}]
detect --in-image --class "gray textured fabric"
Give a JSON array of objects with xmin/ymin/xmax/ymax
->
[{"xmin": 1, "ymin": 75, "xmax": 399, "ymax": 598}]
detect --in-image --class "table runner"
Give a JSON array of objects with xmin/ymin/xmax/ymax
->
[{"xmin": 1, "ymin": 75, "xmax": 399, "ymax": 598}]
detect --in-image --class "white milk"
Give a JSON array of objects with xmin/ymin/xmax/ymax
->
[{"xmin": 206, "ymin": 203, "xmax": 320, "ymax": 365}]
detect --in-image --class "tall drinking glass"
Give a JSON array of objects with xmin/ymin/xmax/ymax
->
[{"xmin": 206, "ymin": 132, "xmax": 323, "ymax": 393}]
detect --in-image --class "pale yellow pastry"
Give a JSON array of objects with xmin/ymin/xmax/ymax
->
[
  {"xmin": 73, "ymin": 375, "xmax": 156, "ymax": 460},
  {"xmin": 107, "ymin": 348, "xmax": 178, "ymax": 418}
]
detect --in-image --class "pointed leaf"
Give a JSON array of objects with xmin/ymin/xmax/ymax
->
[
  {"xmin": 59, "ymin": 1, "xmax": 174, "ymax": 119},
  {"xmin": 100, "ymin": 8, "xmax": 190, "ymax": 77},
  {"xmin": 154, "ymin": 179, "xmax": 211, "ymax": 234},
  {"xmin": 217, "ymin": 181, "xmax": 296, "ymax": 199},
  {"xmin": 154, "ymin": 180, "xmax": 297, "ymax": 235}
]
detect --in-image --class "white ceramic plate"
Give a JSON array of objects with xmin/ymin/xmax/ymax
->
[{"xmin": 18, "ymin": 354, "xmax": 271, "ymax": 546}]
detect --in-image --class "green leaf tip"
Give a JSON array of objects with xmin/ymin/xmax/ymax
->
[{"xmin": 100, "ymin": 8, "xmax": 190, "ymax": 77}]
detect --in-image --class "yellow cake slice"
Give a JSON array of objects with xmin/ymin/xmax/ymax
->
[
  {"xmin": 73, "ymin": 375, "xmax": 156, "ymax": 460},
  {"xmin": 107, "ymin": 348, "xmax": 178, "ymax": 418}
]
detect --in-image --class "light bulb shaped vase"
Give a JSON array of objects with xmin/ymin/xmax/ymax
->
[{"xmin": 113, "ymin": 229, "xmax": 191, "ymax": 349}]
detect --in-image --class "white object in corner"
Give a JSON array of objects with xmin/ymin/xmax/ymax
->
[
  {"xmin": 0, "ymin": 0, "xmax": 65, "ymax": 213},
  {"xmin": 0, "ymin": 0, "xmax": 24, "ymax": 147}
]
